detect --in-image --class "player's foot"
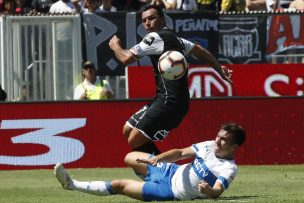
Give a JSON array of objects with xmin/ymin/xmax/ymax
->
[{"xmin": 54, "ymin": 163, "xmax": 74, "ymax": 190}]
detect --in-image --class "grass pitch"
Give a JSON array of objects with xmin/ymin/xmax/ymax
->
[{"xmin": 0, "ymin": 165, "xmax": 303, "ymax": 203}]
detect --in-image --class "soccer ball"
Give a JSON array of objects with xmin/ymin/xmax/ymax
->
[{"xmin": 158, "ymin": 50, "xmax": 188, "ymax": 80}]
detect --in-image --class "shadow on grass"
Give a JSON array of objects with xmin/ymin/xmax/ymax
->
[{"xmin": 218, "ymin": 195, "xmax": 259, "ymax": 201}]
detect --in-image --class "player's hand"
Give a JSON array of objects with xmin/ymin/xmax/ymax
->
[
  {"xmin": 220, "ymin": 66, "xmax": 233, "ymax": 83},
  {"xmin": 109, "ymin": 35, "xmax": 121, "ymax": 51},
  {"xmin": 136, "ymin": 157, "xmax": 158, "ymax": 166},
  {"xmin": 198, "ymin": 180, "xmax": 211, "ymax": 194}
]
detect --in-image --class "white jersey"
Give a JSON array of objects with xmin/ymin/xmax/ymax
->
[
  {"xmin": 171, "ymin": 141, "xmax": 237, "ymax": 200},
  {"xmin": 130, "ymin": 31, "xmax": 195, "ymax": 58}
]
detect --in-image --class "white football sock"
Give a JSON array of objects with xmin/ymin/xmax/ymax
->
[{"xmin": 71, "ymin": 180, "xmax": 113, "ymax": 196}]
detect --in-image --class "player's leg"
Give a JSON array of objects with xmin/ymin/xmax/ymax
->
[
  {"xmin": 128, "ymin": 128, "xmax": 161, "ymax": 155},
  {"xmin": 110, "ymin": 179, "xmax": 145, "ymax": 200},
  {"xmin": 54, "ymin": 163, "xmax": 145, "ymax": 200},
  {"xmin": 124, "ymin": 151, "xmax": 150, "ymax": 178},
  {"xmin": 54, "ymin": 163, "xmax": 112, "ymax": 196},
  {"xmin": 122, "ymin": 123, "xmax": 132, "ymax": 139},
  {"xmin": 124, "ymin": 105, "xmax": 161, "ymax": 155}
]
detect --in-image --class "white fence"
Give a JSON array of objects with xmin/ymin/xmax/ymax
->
[{"xmin": 0, "ymin": 15, "xmax": 82, "ymax": 101}]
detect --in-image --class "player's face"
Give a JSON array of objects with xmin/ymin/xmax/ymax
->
[
  {"xmin": 214, "ymin": 129, "xmax": 237, "ymax": 159},
  {"xmin": 141, "ymin": 8, "xmax": 164, "ymax": 33}
]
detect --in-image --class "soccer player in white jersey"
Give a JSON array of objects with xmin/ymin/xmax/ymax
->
[{"xmin": 54, "ymin": 123, "xmax": 246, "ymax": 201}]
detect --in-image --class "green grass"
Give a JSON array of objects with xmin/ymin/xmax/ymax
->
[{"xmin": 0, "ymin": 165, "xmax": 304, "ymax": 203}]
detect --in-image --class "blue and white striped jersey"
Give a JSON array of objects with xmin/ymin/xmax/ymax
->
[{"xmin": 171, "ymin": 141, "xmax": 237, "ymax": 200}]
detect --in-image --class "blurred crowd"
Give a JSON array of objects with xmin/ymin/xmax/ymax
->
[{"xmin": 0, "ymin": 0, "xmax": 303, "ymax": 15}]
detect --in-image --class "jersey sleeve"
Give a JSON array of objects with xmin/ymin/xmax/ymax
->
[
  {"xmin": 217, "ymin": 166, "xmax": 237, "ymax": 190},
  {"xmin": 130, "ymin": 32, "xmax": 164, "ymax": 59},
  {"xmin": 180, "ymin": 38, "xmax": 195, "ymax": 55},
  {"xmin": 191, "ymin": 141, "xmax": 210, "ymax": 155}
]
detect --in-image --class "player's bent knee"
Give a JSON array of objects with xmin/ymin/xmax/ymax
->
[
  {"xmin": 124, "ymin": 152, "xmax": 135, "ymax": 165},
  {"xmin": 124, "ymin": 151, "xmax": 144, "ymax": 166}
]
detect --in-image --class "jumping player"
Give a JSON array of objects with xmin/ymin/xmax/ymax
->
[
  {"xmin": 109, "ymin": 5, "xmax": 233, "ymax": 154},
  {"xmin": 54, "ymin": 123, "xmax": 246, "ymax": 201}
]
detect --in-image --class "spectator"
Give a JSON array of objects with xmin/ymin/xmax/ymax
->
[
  {"xmin": 74, "ymin": 61, "xmax": 114, "ymax": 100},
  {"xmin": 289, "ymin": 0, "xmax": 304, "ymax": 11},
  {"xmin": 196, "ymin": 0, "xmax": 218, "ymax": 11},
  {"xmin": 266, "ymin": 0, "xmax": 279, "ymax": 11},
  {"xmin": 99, "ymin": 0, "xmax": 117, "ymax": 11},
  {"xmin": 82, "ymin": 0, "xmax": 102, "ymax": 13},
  {"xmin": 175, "ymin": 0, "xmax": 198, "ymax": 11},
  {"xmin": 221, "ymin": 0, "xmax": 246, "ymax": 12},
  {"xmin": 139, "ymin": 0, "xmax": 150, "ymax": 9},
  {"xmin": 246, "ymin": 0, "xmax": 267, "ymax": 10},
  {"xmin": 18, "ymin": 0, "xmax": 33, "ymax": 13},
  {"xmin": 151, "ymin": 0, "xmax": 176, "ymax": 10},
  {"xmin": 2, "ymin": 0, "xmax": 17, "ymax": 15},
  {"xmin": 49, "ymin": 0, "xmax": 81, "ymax": 13},
  {"xmin": 0, "ymin": 84, "xmax": 7, "ymax": 101},
  {"xmin": 30, "ymin": 0, "xmax": 55, "ymax": 14},
  {"xmin": 112, "ymin": 0, "xmax": 140, "ymax": 11},
  {"xmin": 18, "ymin": 84, "xmax": 32, "ymax": 101}
]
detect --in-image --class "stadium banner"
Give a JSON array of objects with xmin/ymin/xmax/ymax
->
[
  {"xmin": 265, "ymin": 14, "xmax": 304, "ymax": 64},
  {"xmin": 82, "ymin": 12, "xmax": 218, "ymax": 75},
  {"xmin": 0, "ymin": 98, "xmax": 304, "ymax": 170},
  {"xmin": 82, "ymin": 12, "xmax": 127, "ymax": 76},
  {"xmin": 82, "ymin": 12, "xmax": 304, "ymax": 76},
  {"xmin": 126, "ymin": 64, "xmax": 304, "ymax": 98},
  {"xmin": 166, "ymin": 11, "xmax": 219, "ymax": 63},
  {"xmin": 218, "ymin": 15, "xmax": 267, "ymax": 64}
]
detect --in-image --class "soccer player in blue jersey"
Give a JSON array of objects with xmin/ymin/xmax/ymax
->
[{"xmin": 54, "ymin": 123, "xmax": 246, "ymax": 201}]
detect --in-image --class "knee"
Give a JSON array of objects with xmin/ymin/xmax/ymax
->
[
  {"xmin": 124, "ymin": 151, "xmax": 137, "ymax": 166},
  {"xmin": 110, "ymin": 180, "xmax": 126, "ymax": 194}
]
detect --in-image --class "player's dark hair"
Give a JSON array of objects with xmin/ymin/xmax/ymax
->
[
  {"xmin": 141, "ymin": 5, "xmax": 165, "ymax": 19},
  {"xmin": 221, "ymin": 123, "xmax": 246, "ymax": 146}
]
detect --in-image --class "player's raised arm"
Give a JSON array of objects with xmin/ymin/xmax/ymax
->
[
  {"xmin": 188, "ymin": 44, "xmax": 233, "ymax": 83},
  {"xmin": 109, "ymin": 35, "xmax": 137, "ymax": 65}
]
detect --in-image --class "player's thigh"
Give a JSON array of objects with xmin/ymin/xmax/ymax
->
[
  {"xmin": 125, "ymin": 151, "xmax": 150, "ymax": 176},
  {"xmin": 136, "ymin": 114, "xmax": 173, "ymax": 141},
  {"xmin": 128, "ymin": 128, "xmax": 152, "ymax": 148},
  {"xmin": 142, "ymin": 181, "xmax": 175, "ymax": 201},
  {"xmin": 123, "ymin": 123, "xmax": 132, "ymax": 139},
  {"xmin": 126, "ymin": 105, "xmax": 149, "ymax": 129}
]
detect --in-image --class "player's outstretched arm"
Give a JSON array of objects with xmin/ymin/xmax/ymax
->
[
  {"xmin": 137, "ymin": 147, "xmax": 195, "ymax": 166},
  {"xmin": 189, "ymin": 44, "xmax": 233, "ymax": 83},
  {"xmin": 109, "ymin": 35, "xmax": 137, "ymax": 65}
]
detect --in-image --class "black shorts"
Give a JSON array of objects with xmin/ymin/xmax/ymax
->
[{"xmin": 126, "ymin": 103, "xmax": 187, "ymax": 141}]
